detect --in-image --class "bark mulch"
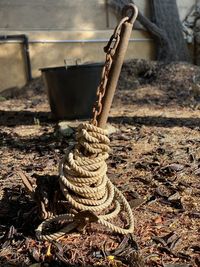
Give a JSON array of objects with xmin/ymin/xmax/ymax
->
[{"xmin": 0, "ymin": 60, "xmax": 200, "ymax": 266}]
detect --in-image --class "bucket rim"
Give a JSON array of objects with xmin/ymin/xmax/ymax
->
[{"xmin": 40, "ymin": 62, "xmax": 104, "ymax": 72}]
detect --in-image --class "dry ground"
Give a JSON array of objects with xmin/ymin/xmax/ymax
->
[{"xmin": 0, "ymin": 61, "xmax": 200, "ymax": 267}]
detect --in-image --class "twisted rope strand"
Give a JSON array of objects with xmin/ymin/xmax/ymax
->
[{"xmin": 36, "ymin": 123, "xmax": 134, "ymax": 240}]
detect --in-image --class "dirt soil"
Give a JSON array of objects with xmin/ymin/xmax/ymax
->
[{"xmin": 0, "ymin": 60, "xmax": 200, "ymax": 267}]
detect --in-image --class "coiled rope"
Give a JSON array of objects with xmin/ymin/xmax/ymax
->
[{"xmin": 36, "ymin": 123, "xmax": 134, "ymax": 241}]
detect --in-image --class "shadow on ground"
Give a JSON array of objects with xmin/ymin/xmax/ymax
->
[
  {"xmin": 0, "ymin": 180, "xmax": 80, "ymax": 267},
  {"xmin": 110, "ymin": 115, "xmax": 200, "ymax": 128},
  {"xmin": 0, "ymin": 110, "xmax": 52, "ymax": 126},
  {"xmin": 0, "ymin": 110, "xmax": 200, "ymax": 129}
]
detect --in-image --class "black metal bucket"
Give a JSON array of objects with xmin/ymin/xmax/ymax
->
[{"xmin": 41, "ymin": 63, "xmax": 103, "ymax": 120}]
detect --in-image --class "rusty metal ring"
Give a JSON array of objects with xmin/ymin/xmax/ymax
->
[{"xmin": 122, "ymin": 3, "xmax": 138, "ymax": 25}]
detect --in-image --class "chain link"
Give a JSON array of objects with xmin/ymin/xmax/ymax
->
[{"xmin": 91, "ymin": 16, "xmax": 129, "ymax": 126}]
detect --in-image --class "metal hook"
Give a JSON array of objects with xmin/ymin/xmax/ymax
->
[{"xmin": 122, "ymin": 3, "xmax": 138, "ymax": 25}]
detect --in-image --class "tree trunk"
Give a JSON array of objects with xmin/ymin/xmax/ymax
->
[
  {"xmin": 108, "ymin": 0, "xmax": 190, "ymax": 62},
  {"xmin": 195, "ymin": 18, "xmax": 200, "ymax": 65},
  {"xmin": 150, "ymin": 0, "xmax": 190, "ymax": 62},
  {"xmin": 194, "ymin": 0, "xmax": 200, "ymax": 67}
]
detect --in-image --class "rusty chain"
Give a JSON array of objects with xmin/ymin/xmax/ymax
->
[{"xmin": 91, "ymin": 16, "xmax": 130, "ymax": 126}]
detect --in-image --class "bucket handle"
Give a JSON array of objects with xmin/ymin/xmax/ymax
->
[{"xmin": 64, "ymin": 58, "xmax": 81, "ymax": 69}]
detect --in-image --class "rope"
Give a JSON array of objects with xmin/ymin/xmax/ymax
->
[{"xmin": 36, "ymin": 123, "xmax": 134, "ymax": 240}]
